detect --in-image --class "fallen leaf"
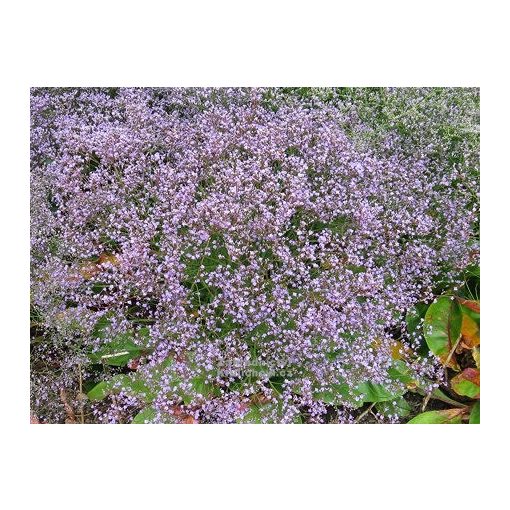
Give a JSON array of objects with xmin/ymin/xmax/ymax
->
[
  {"xmin": 170, "ymin": 405, "xmax": 197, "ymax": 423},
  {"xmin": 98, "ymin": 252, "xmax": 119, "ymax": 266},
  {"xmin": 390, "ymin": 340, "xmax": 413, "ymax": 360},
  {"xmin": 78, "ymin": 253, "xmax": 118, "ymax": 280},
  {"xmin": 250, "ymin": 393, "xmax": 272, "ymax": 405},
  {"xmin": 60, "ymin": 388, "xmax": 77, "ymax": 423},
  {"xmin": 180, "ymin": 415, "xmax": 197, "ymax": 424},
  {"xmin": 79, "ymin": 261, "xmax": 100, "ymax": 280}
]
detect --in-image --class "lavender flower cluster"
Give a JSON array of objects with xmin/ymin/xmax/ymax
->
[{"xmin": 30, "ymin": 88, "xmax": 479, "ymax": 423}]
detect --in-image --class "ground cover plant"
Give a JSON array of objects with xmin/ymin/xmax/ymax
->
[{"xmin": 30, "ymin": 87, "xmax": 479, "ymax": 424}]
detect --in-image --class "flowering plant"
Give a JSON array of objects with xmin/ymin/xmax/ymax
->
[{"xmin": 30, "ymin": 88, "xmax": 479, "ymax": 423}]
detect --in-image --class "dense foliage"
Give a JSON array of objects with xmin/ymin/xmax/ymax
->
[{"xmin": 30, "ymin": 87, "xmax": 479, "ymax": 423}]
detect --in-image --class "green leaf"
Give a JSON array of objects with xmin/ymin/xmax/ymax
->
[
  {"xmin": 92, "ymin": 313, "xmax": 113, "ymax": 339},
  {"xmin": 89, "ymin": 317, "xmax": 144, "ymax": 366},
  {"xmin": 238, "ymin": 405, "xmax": 263, "ymax": 424},
  {"xmin": 87, "ymin": 374, "xmax": 153, "ymax": 402},
  {"xmin": 465, "ymin": 264, "xmax": 480, "ymax": 278},
  {"xmin": 388, "ymin": 360, "xmax": 418, "ymax": 387},
  {"xmin": 237, "ymin": 401, "xmax": 299, "ymax": 424},
  {"xmin": 423, "ymin": 296, "xmax": 462, "ymax": 368},
  {"xmin": 313, "ymin": 383, "xmax": 363, "ymax": 408},
  {"xmin": 430, "ymin": 388, "xmax": 466, "ymax": 407},
  {"xmin": 355, "ymin": 381, "xmax": 403, "ymax": 403},
  {"xmin": 89, "ymin": 335, "xmax": 143, "ymax": 366},
  {"xmin": 405, "ymin": 303, "xmax": 428, "ymax": 335},
  {"xmin": 459, "ymin": 302, "xmax": 480, "ymax": 326},
  {"xmin": 459, "ymin": 310, "xmax": 480, "ymax": 348},
  {"xmin": 469, "ymin": 401, "xmax": 480, "ymax": 424},
  {"xmin": 375, "ymin": 396, "xmax": 411, "ymax": 418},
  {"xmin": 183, "ymin": 236, "xmax": 229, "ymax": 280},
  {"xmin": 248, "ymin": 321, "xmax": 269, "ymax": 338},
  {"xmin": 132, "ymin": 407, "xmax": 157, "ymax": 424},
  {"xmin": 87, "ymin": 381, "xmax": 109, "ymax": 401},
  {"xmin": 408, "ymin": 408, "xmax": 466, "ymax": 424},
  {"xmin": 181, "ymin": 376, "xmax": 215, "ymax": 405},
  {"xmin": 451, "ymin": 368, "xmax": 480, "ymax": 399}
]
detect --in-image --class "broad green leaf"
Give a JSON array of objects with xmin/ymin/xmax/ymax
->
[
  {"xmin": 469, "ymin": 401, "xmax": 480, "ymax": 424},
  {"xmin": 181, "ymin": 376, "xmax": 216, "ymax": 405},
  {"xmin": 459, "ymin": 303, "xmax": 480, "ymax": 327},
  {"xmin": 464, "ymin": 265, "xmax": 480, "ymax": 279},
  {"xmin": 87, "ymin": 381, "xmax": 109, "ymax": 401},
  {"xmin": 408, "ymin": 408, "xmax": 466, "ymax": 424},
  {"xmin": 313, "ymin": 383, "xmax": 363, "ymax": 408},
  {"xmin": 91, "ymin": 313, "xmax": 114, "ymax": 339},
  {"xmin": 89, "ymin": 332, "xmax": 143, "ymax": 366},
  {"xmin": 238, "ymin": 402, "xmax": 287, "ymax": 424},
  {"xmin": 423, "ymin": 296, "xmax": 462, "ymax": 369},
  {"xmin": 132, "ymin": 407, "xmax": 157, "ymax": 424},
  {"xmin": 430, "ymin": 388, "xmax": 466, "ymax": 407},
  {"xmin": 376, "ymin": 396, "xmax": 411, "ymax": 418},
  {"xmin": 183, "ymin": 236, "xmax": 229, "ymax": 280},
  {"xmin": 237, "ymin": 400, "xmax": 301, "ymax": 424},
  {"xmin": 248, "ymin": 321, "xmax": 269, "ymax": 338},
  {"xmin": 388, "ymin": 360, "xmax": 418, "ymax": 388},
  {"xmin": 310, "ymin": 215, "xmax": 351, "ymax": 237},
  {"xmin": 90, "ymin": 316, "xmax": 147, "ymax": 366},
  {"xmin": 87, "ymin": 374, "xmax": 153, "ymax": 402},
  {"xmin": 238, "ymin": 405, "xmax": 263, "ymax": 424},
  {"xmin": 355, "ymin": 381, "xmax": 403, "ymax": 403},
  {"xmin": 451, "ymin": 368, "xmax": 480, "ymax": 399}
]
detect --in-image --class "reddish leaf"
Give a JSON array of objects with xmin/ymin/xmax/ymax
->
[
  {"xmin": 181, "ymin": 415, "xmax": 197, "ymax": 424},
  {"xmin": 457, "ymin": 298, "xmax": 480, "ymax": 313},
  {"xmin": 451, "ymin": 368, "xmax": 480, "ymax": 399},
  {"xmin": 127, "ymin": 358, "xmax": 140, "ymax": 371},
  {"xmin": 170, "ymin": 405, "xmax": 197, "ymax": 423}
]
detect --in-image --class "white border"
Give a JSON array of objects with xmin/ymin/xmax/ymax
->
[{"xmin": 2, "ymin": 1, "xmax": 507, "ymax": 508}]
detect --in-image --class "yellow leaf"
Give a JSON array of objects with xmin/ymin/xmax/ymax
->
[
  {"xmin": 460, "ymin": 313, "xmax": 480, "ymax": 349},
  {"xmin": 79, "ymin": 261, "xmax": 100, "ymax": 280},
  {"xmin": 390, "ymin": 340, "xmax": 413, "ymax": 360},
  {"xmin": 472, "ymin": 346, "xmax": 480, "ymax": 368},
  {"xmin": 98, "ymin": 252, "xmax": 119, "ymax": 266}
]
